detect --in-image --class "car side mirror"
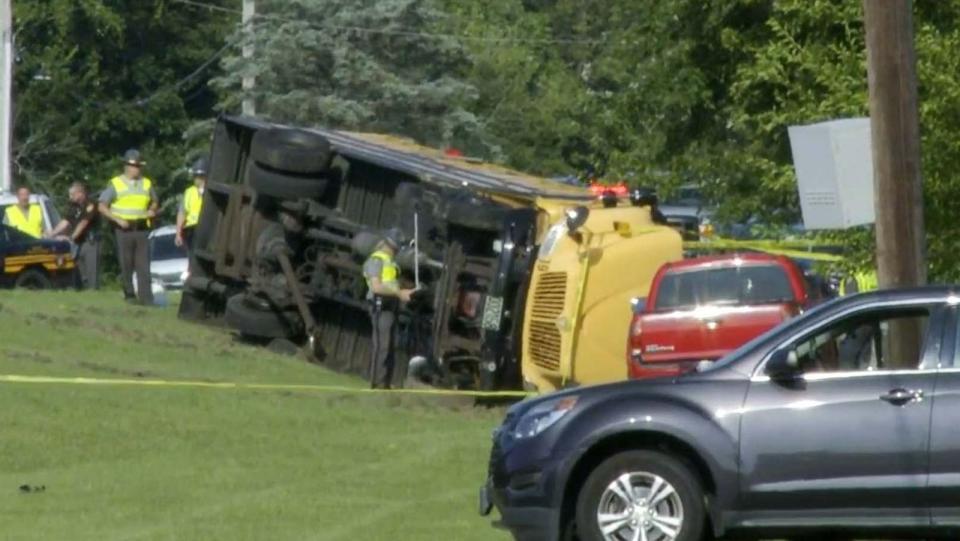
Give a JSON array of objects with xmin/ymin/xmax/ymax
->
[
  {"xmin": 766, "ymin": 349, "xmax": 801, "ymax": 381},
  {"xmin": 630, "ymin": 296, "xmax": 647, "ymax": 313}
]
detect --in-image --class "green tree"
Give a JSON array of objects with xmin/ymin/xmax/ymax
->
[
  {"xmin": 13, "ymin": 0, "xmax": 232, "ymax": 213},
  {"xmin": 437, "ymin": 0, "xmax": 591, "ymax": 176},
  {"xmin": 214, "ymin": 0, "xmax": 492, "ymax": 156},
  {"xmin": 704, "ymin": 0, "xmax": 960, "ymax": 280},
  {"xmin": 444, "ymin": 0, "xmax": 960, "ymax": 280}
]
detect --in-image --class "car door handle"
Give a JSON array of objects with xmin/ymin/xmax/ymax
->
[
  {"xmin": 702, "ymin": 317, "xmax": 723, "ymax": 329},
  {"xmin": 879, "ymin": 388, "xmax": 924, "ymax": 406}
]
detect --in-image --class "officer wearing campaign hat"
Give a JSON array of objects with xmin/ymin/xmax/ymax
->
[
  {"xmin": 99, "ymin": 148, "xmax": 160, "ymax": 305},
  {"xmin": 176, "ymin": 156, "xmax": 208, "ymax": 253},
  {"xmin": 363, "ymin": 227, "xmax": 417, "ymax": 389}
]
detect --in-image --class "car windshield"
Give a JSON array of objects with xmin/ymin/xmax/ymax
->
[
  {"xmin": 151, "ymin": 233, "xmax": 187, "ymax": 261},
  {"xmin": 663, "ymin": 187, "xmax": 703, "ymax": 207},
  {"xmin": 656, "ymin": 264, "xmax": 795, "ymax": 311}
]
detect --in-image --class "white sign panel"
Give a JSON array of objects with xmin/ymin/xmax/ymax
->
[{"xmin": 788, "ymin": 118, "xmax": 875, "ymax": 230}]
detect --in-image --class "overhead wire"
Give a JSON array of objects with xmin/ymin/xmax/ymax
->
[
  {"xmin": 54, "ymin": 34, "xmax": 240, "ymax": 112},
  {"xmin": 171, "ymin": 0, "xmax": 606, "ymax": 46},
  {"xmin": 27, "ymin": 0, "xmax": 609, "ymax": 116},
  {"xmin": 132, "ymin": 38, "xmax": 238, "ymax": 107},
  {"xmin": 74, "ymin": 0, "xmax": 607, "ymax": 119}
]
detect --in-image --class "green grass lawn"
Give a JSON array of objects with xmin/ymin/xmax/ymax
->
[{"xmin": 0, "ymin": 290, "xmax": 510, "ymax": 541}]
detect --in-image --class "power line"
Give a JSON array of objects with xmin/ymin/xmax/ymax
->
[
  {"xmin": 55, "ymin": 35, "xmax": 236, "ymax": 112},
  {"xmin": 172, "ymin": 0, "xmax": 606, "ymax": 46},
  {"xmin": 133, "ymin": 38, "xmax": 236, "ymax": 107}
]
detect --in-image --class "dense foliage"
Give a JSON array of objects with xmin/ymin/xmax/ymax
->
[
  {"xmin": 11, "ymin": 0, "xmax": 960, "ymax": 279},
  {"xmin": 12, "ymin": 0, "xmax": 231, "ymax": 214},
  {"xmin": 214, "ymin": 0, "xmax": 493, "ymax": 156}
]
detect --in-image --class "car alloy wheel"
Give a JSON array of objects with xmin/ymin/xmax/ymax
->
[
  {"xmin": 596, "ymin": 472, "xmax": 684, "ymax": 541},
  {"xmin": 577, "ymin": 451, "xmax": 704, "ymax": 541}
]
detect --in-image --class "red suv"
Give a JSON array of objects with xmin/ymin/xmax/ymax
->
[{"xmin": 628, "ymin": 253, "xmax": 815, "ymax": 379}]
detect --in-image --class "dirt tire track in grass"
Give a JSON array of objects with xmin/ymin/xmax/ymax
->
[
  {"xmin": 75, "ymin": 361, "xmax": 155, "ymax": 379},
  {"xmin": 1, "ymin": 349, "xmax": 54, "ymax": 365},
  {"xmin": 37, "ymin": 303, "xmax": 205, "ymax": 352}
]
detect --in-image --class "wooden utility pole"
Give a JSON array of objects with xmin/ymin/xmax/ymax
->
[
  {"xmin": 864, "ymin": 0, "xmax": 926, "ymax": 369},
  {"xmin": 863, "ymin": 0, "xmax": 926, "ymax": 288},
  {"xmin": 242, "ymin": 0, "xmax": 255, "ymax": 116}
]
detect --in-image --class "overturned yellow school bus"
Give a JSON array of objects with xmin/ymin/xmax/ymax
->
[{"xmin": 178, "ymin": 116, "xmax": 681, "ymax": 392}]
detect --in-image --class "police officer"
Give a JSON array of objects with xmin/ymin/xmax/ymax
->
[
  {"xmin": 363, "ymin": 228, "xmax": 417, "ymax": 389},
  {"xmin": 3, "ymin": 186, "xmax": 44, "ymax": 238},
  {"xmin": 176, "ymin": 157, "xmax": 207, "ymax": 253},
  {"xmin": 98, "ymin": 149, "xmax": 159, "ymax": 305},
  {"xmin": 48, "ymin": 182, "xmax": 102, "ymax": 289},
  {"xmin": 840, "ymin": 269, "xmax": 878, "ymax": 296}
]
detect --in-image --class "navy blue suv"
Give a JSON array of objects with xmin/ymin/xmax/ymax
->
[{"xmin": 482, "ymin": 287, "xmax": 960, "ymax": 540}]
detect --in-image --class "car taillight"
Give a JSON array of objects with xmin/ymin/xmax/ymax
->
[
  {"xmin": 782, "ymin": 302, "xmax": 802, "ymax": 319},
  {"xmin": 626, "ymin": 314, "xmax": 645, "ymax": 377},
  {"xmin": 629, "ymin": 315, "xmax": 642, "ymax": 341}
]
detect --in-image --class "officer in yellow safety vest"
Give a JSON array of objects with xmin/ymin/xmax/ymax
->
[
  {"xmin": 3, "ymin": 186, "xmax": 45, "ymax": 238},
  {"xmin": 363, "ymin": 228, "xmax": 417, "ymax": 389},
  {"xmin": 98, "ymin": 149, "xmax": 160, "ymax": 305},
  {"xmin": 176, "ymin": 156, "xmax": 207, "ymax": 253},
  {"xmin": 840, "ymin": 269, "xmax": 878, "ymax": 296}
]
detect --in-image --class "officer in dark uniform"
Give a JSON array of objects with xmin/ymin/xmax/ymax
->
[
  {"xmin": 363, "ymin": 228, "xmax": 417, "ymax": 389},
  {"xmin": 48, "ymin": 181, "xmax": 102, "ymax": 289}
]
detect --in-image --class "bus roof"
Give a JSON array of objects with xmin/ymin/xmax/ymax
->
[{"xmin": 223, "ymin": 115, "xmax": 592, "ymax": 201}]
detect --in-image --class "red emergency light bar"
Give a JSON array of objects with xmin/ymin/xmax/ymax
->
[{"xmin": 588, "ymin": 182, "xmax": 629, "ymax": 197}]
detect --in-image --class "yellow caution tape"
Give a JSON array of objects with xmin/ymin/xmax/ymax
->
[
  {"xmin": 0, "ymin": 374, "xmax": 534, "ymax": 398},
  {"xmin": 684, "ymin": 239, "xmax": 844, "ymax": 262},
  {"xmin": 689, "ymin": 238, "xmax": 840, "ymax": 249},
  {"xmin": 745, "ymin": 247, "xmax": 843, "ymax": 262}
]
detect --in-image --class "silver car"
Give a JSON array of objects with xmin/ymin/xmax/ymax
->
[{"xmin": 148, "ymin": 225, "xmax": 188, "ymax": 289}]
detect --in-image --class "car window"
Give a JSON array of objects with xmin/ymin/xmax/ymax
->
[
  {"xmin": 43, "ymin": 199, "xmax": 61, "ymax": 228},
  {"xmin": 656, "ymin": 264, "xmax": 795, "ymax": 311},
  {"xmin": 788, "ymin": 308, "xmax": 931, "ymax": 374},
  {"xmin": 664, "ymin": 187, "xmax": 703, "ymax": 207},
  {"xmin": 151, "ymin": 234, "xmax": 187, "ymax": 261}
]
